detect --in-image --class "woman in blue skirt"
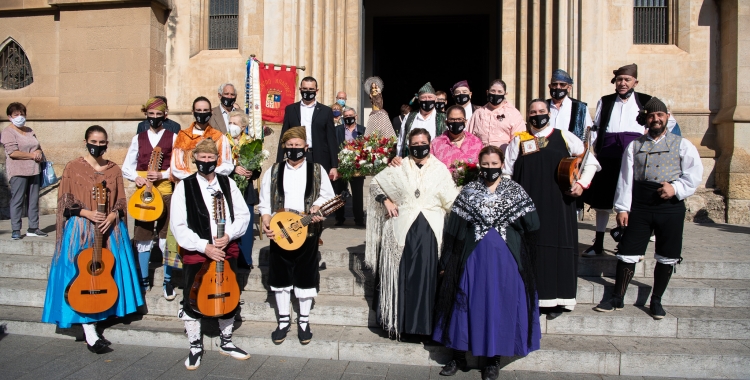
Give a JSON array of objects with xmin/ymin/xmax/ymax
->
[
  {"xmin": 433, "ymin": 146, "xmax": 541, "ymax": 380},
  {"xmin": 42, "ymin": 125, "xmax": 144, "ymax": 353}
]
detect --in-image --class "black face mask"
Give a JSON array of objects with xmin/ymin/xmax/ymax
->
[
  {"xmin": 479, "ymin": 167, "xmax": 503, "ymax": 182},
  {"xmin": 194, "ymin": 111, "xmax": 212, "ymax": 124},
  {"xmin": 528, "ymin": 114, "xmax": 550, "ymax": 129},
  {"xmin": 86, "ymin": 143, "xmax": 107, "ymax": 158},
  {"xmin": 447, "ymin": 121, "xmax": 465, "ymax": 135},
  {"xmin": 454, "ymin": 94, "xmax": 470, "ymax": 105},
  {"xmin": 147, "ymin": 116, "xmax": 165, "ymax": 128},
  {"xmin": 435, "ymin": 102, "xmax": 446, "ymax": 112},
  {"xmin": 301, "ymin": 90, "xmax": 317, "ymax": 101},
  {"xmin": 618, "ymin": 87, "xmax": 635, "ymax": 100},
  {"xmin": 550, "ymin": 88, "xmax": 568, "ymax": 100},
  {"xmin": 409, "ymin": 144, "xmax": 430, "ymax": 159},
  {"xmin": 488, "ymin": 93, "xmax": 504, "ymax": 106},
  {"xmin": 344, "ymin": 117, "xmax": 356, "ymax": 125},
  {"xmin": 220, "ymin": 96, "xmax": 236, "ymax": 108},
  {"xmin": 284, "ymin": 147, "xmax": 306, "ymax": 161},
  {"xmin": 420, "ymin": 100, "xmax": 436, "ymax": 112},
  {"xmin": 195, "ymin": 159, "xmax": 217, "ymax": 175}
]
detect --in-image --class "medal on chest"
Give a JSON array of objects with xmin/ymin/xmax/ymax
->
[{"xmin": 521, "ymin": 137, "xmax": 541, "ymax": 155}]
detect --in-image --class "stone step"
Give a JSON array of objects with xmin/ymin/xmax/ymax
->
[
  {"xmin": 2, "ymin": 305, "xmax": 749, "ymax": 378},
  {"xmin": 243, "ymin": 266, "xmax": 372, "ymax": 297}
]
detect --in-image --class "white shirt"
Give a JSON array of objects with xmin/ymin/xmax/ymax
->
[
  {"xmin": 614, "ymin": 135, "xmax": 702, "ymax": 213},
  {"xmin": 503, "ymin": 125, "xmax": 601, "ymax": 188},
  {"xmin": 170, "ymin": 174, "xmax": 250, "ymax": 253},
  {"xmin": 550, "ymin": 97, "xmax": 593, "ymax": 132},
  {"xmin": 221, "ymin": 106, "xmax": 231, "ymax": 129},
  {"xmin": 122, "ymin": 128, "xmax": 176, "ymax": 181},
  {"xmin": 397, "ymin": 110, "xmax": 437, "ymax": 156},
  {"xmin": 591, "ymin": 95, "xmax": 677, "ymax": 145},
  {"xmin": 300, "ymin": 101, "xmax": 317, "ymax": 147},
  {"xmin": 170, "ymin": 127, "xmax": 235, "ymax": 180},
  {"xmin": 463, "ymin": 103, "xmax": 474, "ymax": 120},
  {"xmin": 258, "ymin": 160, "xmax": 336, "ymax": 216}
]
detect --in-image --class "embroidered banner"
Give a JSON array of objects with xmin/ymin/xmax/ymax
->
[{"xmin": 259, "ymin": 63, "xmax": 296, "ymax": 123}]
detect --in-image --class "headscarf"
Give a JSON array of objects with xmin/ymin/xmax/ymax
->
[
  {"xmin": 551, "ymin": 69, "xmax": 573, "ymax": 84},
  {"xmin": 141, "ymin": 97, "xmax": 167, "ymax": 112},
  {"xmin": 611, "ymin": 63, "xmax": 638, "ymax": 83},
  {"xmin": 282, "ymin": 126, "xmax": 307, "ymax": 144}
]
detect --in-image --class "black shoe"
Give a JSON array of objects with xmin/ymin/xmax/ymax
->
[
  {"xmin": 439, "ymin": 360, "xmax": 464, "ymax": 376},
  {"xmin": 334, "ymin": 220, "xmax": 345, "ymax": 226},
  {"xmin": 482, "ymin": 364, "xmax": 500, "ymax": 380},
  {"xmin": 650, "ymin": 300, "xmax": 666, "ymax": 320},
  {"xmin": 218, "ymin": 335, "xmax": 251, "ymax": 360},
  {"xmin": 581, "ymin": 244, "xmax": 603, "ymax": 257},
  {"xmin": 163, "ymin": 282, "xmax": 176, "ymax": 301},
  {"xmin": 87, "ymin": 339, "xmax": 108, "ymax": 353},
  {"xmin": 184, "ymin": 340, "xmax": 204, "ymax": 370},
  {"xmin": 594, "ymin": 297, "xmax": 624, "ymax": 312},
  {"xmin": 96, "ymin": 332, "xmax": 111, "ymax": 346},
  {"xmin": 271, "ymin": 316, "xmax": 291, "ymax": 344},
  {"xmin": 297, "ymin": 316, "xmax": 313, "ymax": 345}
]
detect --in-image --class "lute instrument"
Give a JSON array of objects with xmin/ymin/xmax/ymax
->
[
  {"xmin": 189, "ymin": 191, "xmax": 241, "ymax": 317},
  {"xmin": 128, "ymin": 146, "xmax": 165, "ymax": 222},
  {"xmin": 269, "ymin": 195, "xmax": 345, "ymax": 251},
  {"xmin": 65, "ymin": 181, "xmax": 119, "ymax": 314},
  {"xmin": 557, "ymin": 127, "xmax": 591, "ymax": 190}
]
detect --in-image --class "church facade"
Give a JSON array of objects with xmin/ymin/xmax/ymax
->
[{"xmin": 0, "ymin": 0, "xmax": 747, "ymax": 223}]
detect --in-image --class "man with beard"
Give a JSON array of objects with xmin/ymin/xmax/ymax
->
[
  {"xmin": 594, "ymin": 98, "xmax": 702, "ymax": 319},
  {"xmin": 582, "ymin": 64, "xmax": 676, "ymax": 257}
]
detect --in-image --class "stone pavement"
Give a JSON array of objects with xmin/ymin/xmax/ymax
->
[{"xmin": 0, "ymin": 333, "xmax": 700, "ymax": 380}]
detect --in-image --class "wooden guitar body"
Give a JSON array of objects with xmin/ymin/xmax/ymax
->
[
  {"xmin": 270, "ymin": 211, "xmax": 310, "ymax": 251},
  {"xmin": 65, "ymin": 246, "xmax": 119, "ymax": 314},
  {"xmin": 189, "ymin": 260, "xmax": 241, "ymax": 317},
  {"xmin": 557, "ymin": 155, "xmax": 583, "ymax": 190},
  {"xmin": 128, "ymin": 185, "xmax": 164, "ymax": 222}
]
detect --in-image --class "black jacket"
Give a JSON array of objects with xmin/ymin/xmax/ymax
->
[
  {"xmin": 277, "ymin": 101, "xmax": 339, "ymax": 172},
  {"xmin": 335, "ymin": 123, "xmax": 366, "ymax": 148},
  {"xmin": 136, "ymin": 119, "xmax": 182, "ymax": 135}
]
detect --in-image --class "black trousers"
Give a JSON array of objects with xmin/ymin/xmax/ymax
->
[
  {"xmin": 268, "ymin": 234, "xmax": 321, "ymax": 290},
  {"xmin": 333, "ymin": 177, "xmax": 365, "ymax": 223},
  {"xmin": 182, "ymin": 258, "xmax": 239, "ymax": 320},
  {"xmin": 618, "ymin": 208, "xmax": 685, "ymax": 259}
]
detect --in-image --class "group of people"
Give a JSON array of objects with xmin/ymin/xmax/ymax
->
[{"xmin": 2, "ymin": 61, "xmax": 702, "ymax": 379}]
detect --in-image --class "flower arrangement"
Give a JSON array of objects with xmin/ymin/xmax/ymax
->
[
  {"xmin": 337, "ymin": 133, "xmax": 397, "ymax": 181},
  {"xmin": 450, "ymin": 159, "xmax": 479, "ymax": 186},
  {"xmin": 232, "ymin": 139, "xmax": 269, "ymax": 192}
]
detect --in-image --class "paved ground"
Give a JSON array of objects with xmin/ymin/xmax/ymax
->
[{"xmin": 0, "ymin": 333, "xmax": 696, "ymax": 380}]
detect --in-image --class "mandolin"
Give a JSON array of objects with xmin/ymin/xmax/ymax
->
[
  {"xmin": 65, "ymin": 182, "xmax": 119, "ymax": 314},
  {"xmin": 128, "ymin": 146, "xmax": 165, "ymax": 222},
  {"xmin": 270, "ymin": 195, "xmax": 345, "ymax": 251},
  {"xmin": 557, "ymin": 127, "xmax": 591, "ymax": 190},
  {"xmin": 189, "ymin": 191, "xmax": 241, "ymax": 317}
]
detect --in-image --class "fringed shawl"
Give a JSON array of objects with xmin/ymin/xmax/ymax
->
[{"xmin": 55, "ymin": 157, "xmax": 128, "ymax": 262}]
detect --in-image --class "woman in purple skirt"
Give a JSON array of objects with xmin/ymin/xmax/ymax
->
[{"xmin": 433, "ymin": 146, "xmax": 541, "ymax": 380}]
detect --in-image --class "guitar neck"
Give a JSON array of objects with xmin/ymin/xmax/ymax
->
[{"xmin": 94, "ymin": 203, "xmax": 106, "ymax": 260}]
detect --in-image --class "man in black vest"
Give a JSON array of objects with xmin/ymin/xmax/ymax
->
[
  {"xmin": 260, "ymin": 127, "xmax": 335, "ymax": 345},
  {"xmin": 170, "ymin": 139, "xmax": 251, "ymax": 370},
  {"xmin": 582, "ymin": 64, "xmax": 676, "ymax": 257},
  {"xmin": 594, "ymin": 98, "xmax": 702, "ymax": 319},
  {"xmin": 277, "ymin": 76, "xmax": 340, "ymax": 181},
  {"xmin": 334, "ymin": 107, "xmax": 366, "ymax": 226}
]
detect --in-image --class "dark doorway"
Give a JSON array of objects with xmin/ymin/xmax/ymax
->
[{"xmin": 372, "ymin": 15, "xmax": 491, "ymax": 119}]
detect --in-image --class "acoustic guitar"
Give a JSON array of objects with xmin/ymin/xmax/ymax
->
[
  {"xmin": 65, "ymin": 182, "xmax": 119, "ymax": 314},
  {"xmin": 189, "ymin": 191, "xmax": 241, "ymax": 317},
  {"xmin": 270, "ymin": 195, "xmax": 345, "ymax": 251},
  {"xmin": 128, "ymin": 146, "xmax": 165, "ymax": 222},
  {"xmin": 557, "ymin": 127, "xmax": 591, "ymax": 190}
]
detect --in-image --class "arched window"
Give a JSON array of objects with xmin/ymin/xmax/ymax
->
[
  {"xmin": 0, "ymin": 38, "xmax": 33, "ymax": 90},
  {"xmin": 209, "ymin": 0, "xmax": 239, "ymax": 50}
]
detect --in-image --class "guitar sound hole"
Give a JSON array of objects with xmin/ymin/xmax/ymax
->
[
  {"xmin": 141, "ymin": 191, "xmax": 154, "ymax": 203},
  {"xmin": 87, "ymin": 260, "xmax": 104, "ymax": 276}
]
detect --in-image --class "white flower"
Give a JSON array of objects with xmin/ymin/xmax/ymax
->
[
  {"xmin": 261, "ymin": 150, "xmax": 270, "ymax": 159},
  {"xmin": 364, "ymin": 146, "xmax": 372, "ymax": 151},
  {"xmin": 358, "ymin": 160, "xmax": 367, "ymax": 165},
  {"xmin": 381, "ymin": 157, "xmax": 388, "ymax": 164}
]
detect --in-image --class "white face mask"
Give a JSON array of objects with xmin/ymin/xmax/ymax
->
[
  {"xmin": 10, "ymin": 116, "xmax": 25, "ymax": 127},
  {"xmin": 228, "ymin": 123, "xmax": 242, "ymax": 138}
]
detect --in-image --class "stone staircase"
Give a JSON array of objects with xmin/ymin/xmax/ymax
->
[{"xmin": 1, "ymin": 215, "xmax": 749, "ymax": 378}]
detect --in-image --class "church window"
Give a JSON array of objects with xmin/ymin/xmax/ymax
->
[
  {"xmin": 0, "ymin": 38, "xmax": 33, "ymax": 90},
  {"xmin": 209, "ymin": 0, "xmax": 239, "ymax": 50},
  {"xmin": 633, "ymin": 0, "xmax": 669, "ymax": 44}
]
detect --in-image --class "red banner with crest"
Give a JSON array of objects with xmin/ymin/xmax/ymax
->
[{"xmin": 259, "ymin": 63, "xmax": 296, "ymax": 123}]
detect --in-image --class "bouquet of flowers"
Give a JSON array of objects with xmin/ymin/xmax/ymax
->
[
  {"xmin": 232, "ymin": 139, "xmax": 269, "ymax": 193},
  {"xmin": 337, "ymin": 133, "xmax": 397, "ymax": 181},
  {"xmin": 450, "ymin": 159, "xmax": 479, "ymax": 186}
]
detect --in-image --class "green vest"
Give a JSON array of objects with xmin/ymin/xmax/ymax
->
[{"xmin": 399, "ymin": 111, "xmax": 446, "ymax": 157}]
